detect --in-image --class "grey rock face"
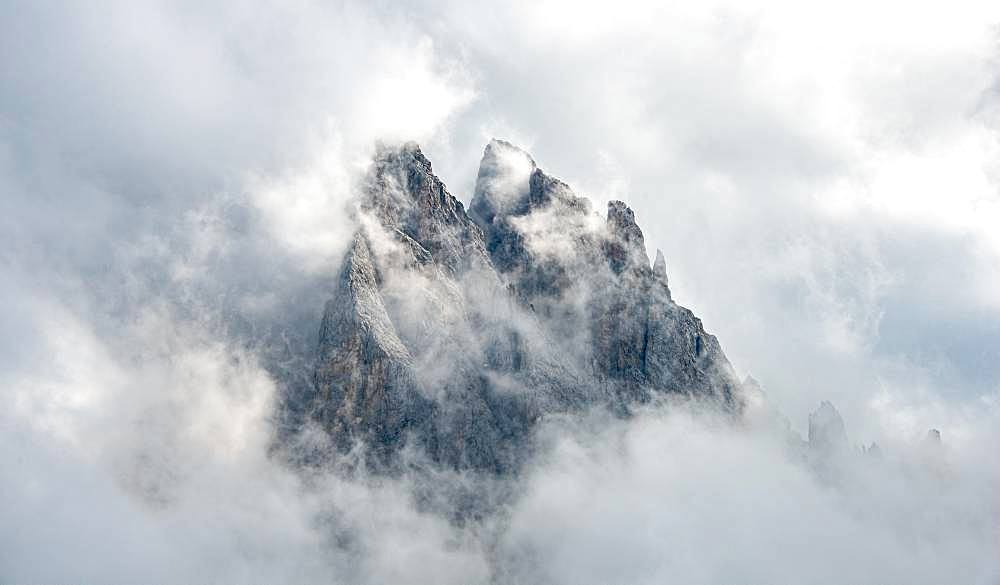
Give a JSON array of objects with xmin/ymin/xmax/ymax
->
[
  {"xmin": 471, "ymin": 140, "xmax": 740, "ymax": 408},
  {"xmin": 303, "ymin": 139, "xmax": 744, "ymax": 472},
  {"xmin": 312, "ymin": 232, "xmax": 433, "ymax": 461},
  {"xmin": 363, "ymin": 142, "xmax": 493, "ymax": 275}
]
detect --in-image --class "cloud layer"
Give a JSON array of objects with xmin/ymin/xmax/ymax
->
[{"xmin": 1, "ymin": 0, "xmax": 998, "ymax": 583}]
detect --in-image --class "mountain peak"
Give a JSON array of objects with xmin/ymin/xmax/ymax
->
[
  {"xmin": 607, "ymin": 199, "xmax": 637, "ymax": 225},
  {"xmin": 652, "ymin": 249, "xmax": 671, "ymax": 299},
  {"xmin": 484, "ymin": 138, "xmax": 536, "ymax": 165},
  {"xmin": 363, "ymin": 141, "xmax": 490, "ymax": 274},
  {"xmin": 471, "ymin": 139, "xmax": 538, "ymax": 224},
  {"xmin": 373, "ymin": 140, "xmax": 430, "ymax": 173},
  {"xmin": 302, "ymin": 140, "xmax": 743, "ymax": 472},
  {"xmin": 653, "ymin": 249, "xmax": 667, "ymax": 275},
  {"xmin": 605, "ymin": 200, "xmax": 649, "ymax": 273}
]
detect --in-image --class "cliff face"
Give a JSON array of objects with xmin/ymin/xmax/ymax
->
[
  {"xmin": 303, "ymin": 140, "xmax": 743, "ymax": 472},
  {"xmin": 470, "ymin": 140, "xmax": 739, "ymax": 408}
]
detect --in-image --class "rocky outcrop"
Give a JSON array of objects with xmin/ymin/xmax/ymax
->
[
  {"xmin": 312, "ymin": 232, "xmax": 433, "ymax": 461},
  {"xmin": 808, "ymin": 400, "xmax": 848, "ymax": 454},
  {"xmin": 652, "ymin": 249, "xmax": 671, "ymax": 301},
  {"xmin": 302, "ymin": 139, "xmax": 744, "ymax": 472},
  {"xmin": 471, "ymin": 139, "xmax": 740, "ymax": 408},
  {"xmin": 362, "ymin": 142, "xmax": 493, "ymax": 275}
]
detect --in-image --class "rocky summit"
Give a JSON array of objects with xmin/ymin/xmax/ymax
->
[{"xmin": 294, "ymin": 140, "xmax": 745, "ymax": 473}]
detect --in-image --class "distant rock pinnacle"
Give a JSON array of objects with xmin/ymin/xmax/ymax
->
[{"xmin": 808, "ymin": 400, "xmax": 848, "ymax": 453}]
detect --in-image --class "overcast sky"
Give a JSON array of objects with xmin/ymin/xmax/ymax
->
[
  {"xmin": 8, "ymin": 0, "xmax": 995, "ymax": 435},
  {"xmin": 2, "ymin": 1, "xmax": 999, "ymax": 582}
]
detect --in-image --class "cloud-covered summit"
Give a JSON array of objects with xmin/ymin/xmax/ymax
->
[{"xmin": 297, "ymin": 140, "xmax": 740, "ymax": 473}]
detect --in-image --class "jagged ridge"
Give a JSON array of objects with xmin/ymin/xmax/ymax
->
[{"xmin": 301, "ymin": 140, "xmax": 745, "ymax": 472}]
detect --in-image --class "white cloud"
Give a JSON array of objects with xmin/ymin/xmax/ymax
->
[
  {"xmin": 1, "ymin": 0, "xmax": 998, "ymax": 581},
  {"xmin": 498, "ymin": 405, "xmax": 999, "ymax": 585}
]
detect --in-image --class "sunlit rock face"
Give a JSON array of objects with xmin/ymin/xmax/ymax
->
[{"xmin": 301, "ymin": 140, "xmax": 744, "ymax": 472}]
